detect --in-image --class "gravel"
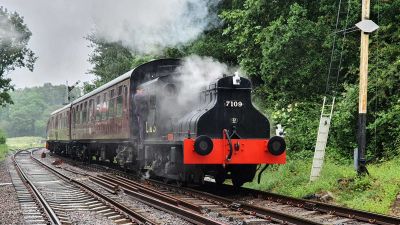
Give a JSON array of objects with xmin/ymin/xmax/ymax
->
[
  {"xmin": 69, "ymin": 211, "xmax": 116, "ymax": 225},
  {"xmin": 0, "ymin": 157, "xmax": 24, "ymax": 225}
]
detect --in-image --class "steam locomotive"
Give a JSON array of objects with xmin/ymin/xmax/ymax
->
[{"xmin": 46, "ymin": 58, "xmax": 286, "ymax": 187}]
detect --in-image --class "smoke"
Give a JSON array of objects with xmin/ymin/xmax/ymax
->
[
  {"xmin": 175, "ymin": 55, "xmax": 230, "ymax": 106},
  {"xmin": 89, "ymin": 0, "xmax": 220, "ymax": 53}
]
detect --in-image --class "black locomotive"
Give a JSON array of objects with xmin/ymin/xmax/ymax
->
[{"xmin": 47, "ymin": 58, "xmax": 286, "ymax": 187}]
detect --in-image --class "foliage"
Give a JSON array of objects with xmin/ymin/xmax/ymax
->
[
  {"xmin": 245, "ymin": 156, "xmax": 400, "ymax": 214},
  {"xmin": 0, "ymin": 7, "xmax": 37, "ymax": 106},
  {"xmin": 0, "ymin": 83, "xmax": 66, "ymax": 137},
  {"xmin": 219, "ymin": 0, "xmax": 400, "ymax": 161},
  {"xmin": 0, "ymin": 129, "xmax": 5, "ymax": 144},
  {"xmin": 85, "ymin": 35, "xmax": 158, "ymax": 92},
  {"xmin": 269, "ymin": 102, "xmax": 320, "ymax": 152},
  {"xmin": 86, "ymin": 35, "xmax": 135, "ymax": 91},
  {"xmin": 83, "ymin": 0, "xmax": 400, "ymax": 162}
]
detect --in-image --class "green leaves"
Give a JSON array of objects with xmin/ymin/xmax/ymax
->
[
  {"xmin": 87, "ymin": 35, "xmax": 135, "ymax": 88},
  {"xmin": 80, "ymin": 0, "xmax": 400, "ymax": 160},
  {"xmin": 0, "ymin": 83, "xmax": 66, "ymax": 137},
  {"xmin": 0, "ymin": 7, "xmax": 37, "ymax": 106},
  {"xmin": 85, "ymin": 35, "xmax": 161, "ymax": 91}
]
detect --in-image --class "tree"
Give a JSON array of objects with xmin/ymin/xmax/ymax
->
[
  {"xmin": 86, "ymin": 35, "xmax": 157, "ymax": 92},
  {"xmin": 0, "ymin": 7, "xmax": 37, "ymax": 106},
  {"xmin": 82, "ymin": 0, "xmax": 400, "ymax": 158},
  {"xmin": 0, "ymin": 83, "xmax": 66, "ymax": 137}
]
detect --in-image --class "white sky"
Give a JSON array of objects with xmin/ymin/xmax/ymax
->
[
  {"xmin": 0, "ymin": 0, "xmax": 95, "ymax": 88},
  {"xmin": 0, "ymin": 0, "xmax": 216, "ymax": 88}
]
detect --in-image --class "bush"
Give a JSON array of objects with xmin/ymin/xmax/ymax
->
[
  {"xmin": 268, "ymin": 102, "xmax": 320, "ymax": 153},
  {"xmin": 0, "ymin": 130, "xmax": 6, "ymax": 144}
]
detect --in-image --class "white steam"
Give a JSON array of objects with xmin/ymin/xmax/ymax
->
[
  {"xmin": 89, "ymin": 0, "xmax": 219, "ymax": 53},
  {"xmin": 175, "ymin": 55, "xmax": 229, "ymax": 106}
]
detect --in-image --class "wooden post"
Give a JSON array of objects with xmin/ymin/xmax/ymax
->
[{"xmin": 357, "ymin": 0, "xmax": 370, "ymax": 175}]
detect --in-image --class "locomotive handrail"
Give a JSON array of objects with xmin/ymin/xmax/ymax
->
[{"xmin": 224, "ymin": 129, "xmax": 233, "ymax": 161}]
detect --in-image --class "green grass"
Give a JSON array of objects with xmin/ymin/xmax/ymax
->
[
  {"xmin": 6, "ymin": 136, "xmax": 45, "ymax": 150},
  {"xmin": 0, "ymin": 144, "xmax": 8, "ymax": 160},
  {"xmin": 245, "ymin": 154, "xmax": 400, "ymax": 214}
]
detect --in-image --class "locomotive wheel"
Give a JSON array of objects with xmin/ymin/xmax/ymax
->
[
  {"xmin": 176, "ymin": 179, "xmax": 186, "ymax": 187},
  {"xmin": 163, "ymin": 177, "xmax": 170, "ymax": 184},
  {"xmin": 232, "ymin": 175, "xmax": 245, "ymax": 188},
  {"xmin": 215, "ymin": 173, "xmax": 226, "ymax": 185}
]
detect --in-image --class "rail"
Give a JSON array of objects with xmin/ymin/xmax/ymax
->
[
  {"xmin": 30, "ymin": 155, "xmax": 157, "ymax": 225},
  {"xmin": 13, "ymin": 150, "xmax": 61, "ymax": 225},
  {"xmin": 203, "ymin": 181, "xmax": 400, "ymax": 225},
  {"xmin": 150, "ymin": 179, "xmax": 323, "ymax": 225}
]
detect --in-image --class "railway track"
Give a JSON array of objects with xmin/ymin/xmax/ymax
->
[
  {"xmin": 12, "ymin": 149, "xmax": 156, "ymax": 225},
  {"xmin": 41, "ymin": 148, "xmax": 400, "ymax": 225},
  {"xmin": 27, "ymin": 148, "xmax": 229, "ymax": 225},
  {"xmin": 146, "ymin": 180, "xmax": 400, "ymax": 225},
  {"xmin": 201, "ymin": 182, "xmax": 400, "ymax": 225},
  {"xmin": 94, "ymin": 174, "xmax": 319, "ymax": 225},
  {"xmin": 9, "ymin": 152, "xmax": 50, "ymax": 225}
]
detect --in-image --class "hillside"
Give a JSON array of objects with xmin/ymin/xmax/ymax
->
[{"xmin": 0, "ymin": 83, "xmax": 67, "ymax": 137}]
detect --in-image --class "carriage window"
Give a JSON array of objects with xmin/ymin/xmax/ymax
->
[
  {"xmin": 96, "ymin": 95, "xmax": 101, "ymax": 121},
  {"xmin": 83, "ymin": 102, "xmax": 87, "ymax": 123},
  {"xmin": 108, "ymin": 89, "xmax": 115, "ymax": 118},
  {"xmin": 81, "ymin": 104, "xmax": 84, "ymax": 123},
  {"xmin": 116, "ymin": 86, "xmax": 123, "ymax": 117},
  {"xmin": 165, "ymin": 84, "xmax": 176, "ymax": 97},
  {"xmin": 89, "ymin": 99, "xmax": 93, "ymax": 122},
  {"xmin": 63, "ymin": 113, "xmax": 66, "ymax": 128},
  {"xmin": 76, "ymin": 106, "xmax": 79, "ymax": 124},
  {"xmin": 67, "ymin": 110, "xmax": 70, "ymax": 126},
  {"xmin": 110, "ymin": 89, "xmax": 115, "ymax": 98},
  {"xmin": 124, "ymin": 86, "xmax": 128, "ymax": 107},
  {"xmin": 102, "ymin": 93, "xmax": 107, "ymax": 120},
  {"xmin": 60, "ymin": 113, "xmax": 63, "ymax": 128},
  {"xmin": 75, "ymin": 106, "xmax": 79, "ymax": 124},
  {"xmin": 118, "ymin": 86, "xmax": 122, "ymax": 95}
]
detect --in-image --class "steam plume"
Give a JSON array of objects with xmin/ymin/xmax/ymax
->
[
  {"xmin": 175, "ymin": 55, "xmax": 229, "ymax": 106},
  {"xmin": 90, "ymin": 0, "xmax": 220, "ymax": 53}
]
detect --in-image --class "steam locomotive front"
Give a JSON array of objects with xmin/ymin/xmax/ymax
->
[{"xmin": 178, "ymin": 74, "xmax": 286, "ymax": 185}]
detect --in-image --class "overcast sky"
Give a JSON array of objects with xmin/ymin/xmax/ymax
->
[
  {"xmin": 0, "ymin": 0, "xmax": 95, "ymax": 88},
  {"xmin": 0, "ymin": 0, "xmax": 217, "ymax": 88}
]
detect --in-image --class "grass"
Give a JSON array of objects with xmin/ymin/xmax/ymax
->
[
  {"xmin": 245, "ymin": 153, "xmax": 400, "ymax": 214},
  {"xmin": 6, "ymin": 136, "xmax": 45, "ymax": 151},
  {"xmin": 0, "ymin": 136, "xmax": 45, "ymax": 161}
]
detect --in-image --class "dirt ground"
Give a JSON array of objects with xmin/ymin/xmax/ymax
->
[{"xmin": 0, "ymin": 157, "xmax": 24, "ymax": 225}]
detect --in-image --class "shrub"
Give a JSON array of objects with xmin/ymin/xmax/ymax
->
[{"xmin": 0, "ymin": 130, "xmax": 6, "ymax": 144}]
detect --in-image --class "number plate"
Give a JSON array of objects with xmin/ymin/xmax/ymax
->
[{"xmin": 225, "ymin": 100, "xmax": 243, "ymax": 108}]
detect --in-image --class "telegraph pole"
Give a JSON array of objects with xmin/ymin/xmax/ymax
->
[{"xmin": 357, "ymin": 0, "xmax": 371, "ymax": 175}]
